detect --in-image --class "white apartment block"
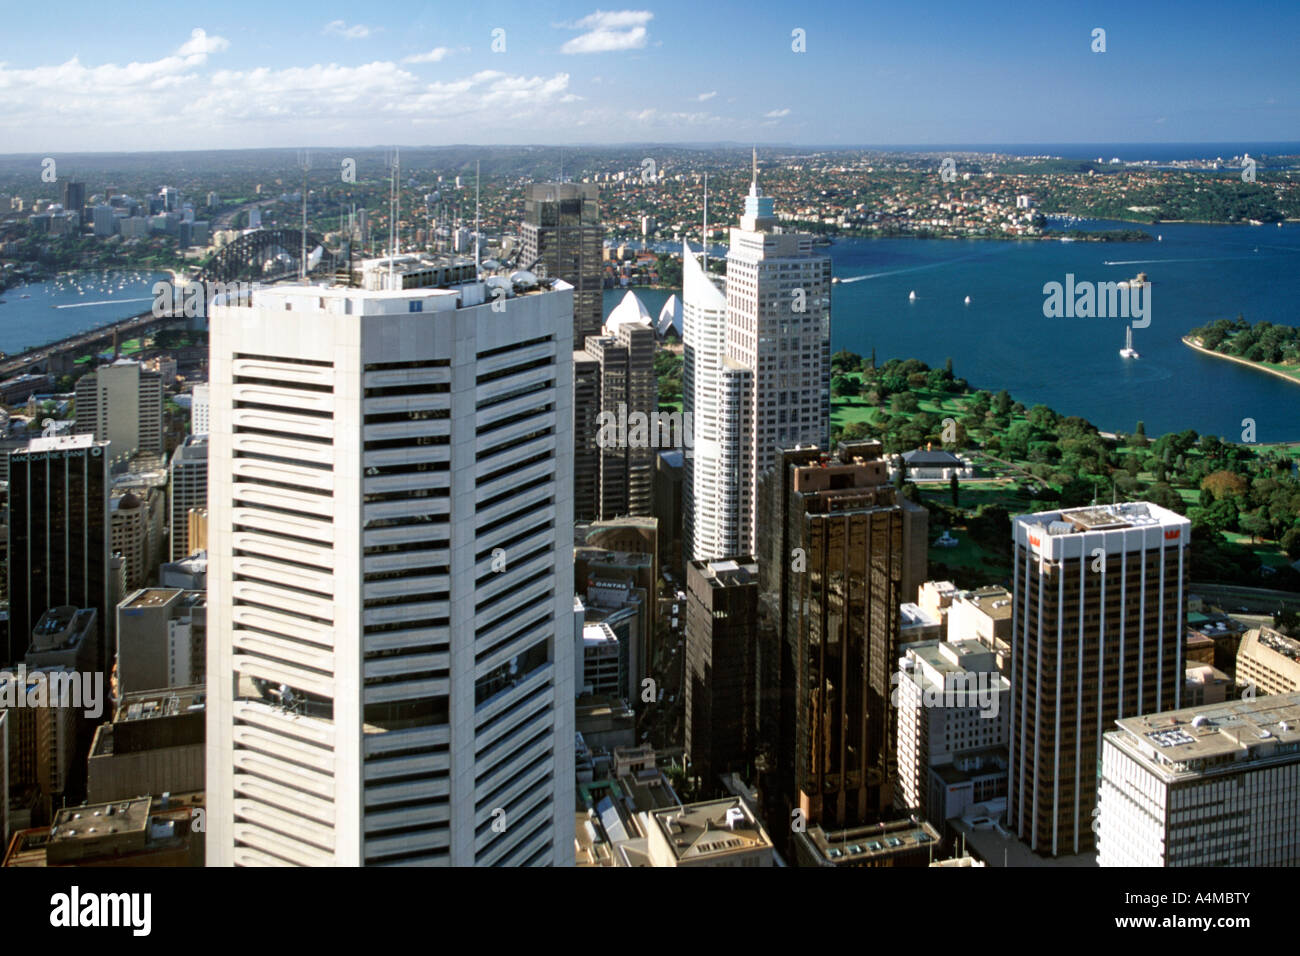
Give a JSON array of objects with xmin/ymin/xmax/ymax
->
[
  {"xmin": 724, "ymin": 164, "xmax": 831, "ymax": 555},
  {"xmin": 191, "ymin": 383, "xmax": 210, "ymax": 436},
  {"xmin": 169, "ymin": 435, "xmax": 208, "ymax": 560},
  {"xmin": 681, "ymin": 241, "xmax": 752, "ymax": 560},
  {"xmin": 1097, "ymin": 692, "xmax": 1300, "ymax": 866},
  {"xmin": 895, "ymin": 639, "xmax": 1010, "ymax": 823},
  {"xmin": 207, "ymin": 263, "xmax": 575, "ymax": 866}
]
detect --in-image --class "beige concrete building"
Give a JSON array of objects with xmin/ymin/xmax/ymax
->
[
  {"xmin": 645, "ymin": 798, "xmax": 775, "ymax": 867},
  {"xmin": 1236, "ymin": 627, "xmax": 1300, "ymax": 696},
  {"xmin": 73, "ymin": 359, "xmax": 163, "ymax": 470}
]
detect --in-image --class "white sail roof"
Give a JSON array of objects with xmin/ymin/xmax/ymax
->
[
  {"xmin": 605, "ymin": 289, "xmax": 652, "ymax": 335},
  {"xmin": 682, "ymin": 240, "xmax": 726, "ymax": 312},
  {"xmin": 657, "ymin": 294, "xmax": 682, "ymax": 337}
]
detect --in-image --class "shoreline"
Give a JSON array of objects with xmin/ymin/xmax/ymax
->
[{"xmin": 1182, "ymin": 335, "xmax": 1300, "ymax": 388}]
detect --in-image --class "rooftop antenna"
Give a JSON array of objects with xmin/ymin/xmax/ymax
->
[
  {"xmin": 297, "ymin": 150, "xmax": 311, "ymax": 280},
  {"xmin": 752, "ymin": 145, "xmax": 758, "ymax": 189},
  {"xmin": 475, "ymin": 159, "xmax": 481, "ymax": 275}
]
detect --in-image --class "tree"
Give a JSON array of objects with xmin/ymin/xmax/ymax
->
[
  {"xmin": 1240, "ymin": 508, "xmax": 1269, "ymax": 544},
  {"xmin": 1283, "ymin": 526, "xmax": 1300, "ymax": 560},
  {"xmin": 832, "ymin": 375, "xmax": 861, "ymax": 400},
  {"xmin": 832, "ymin": 349, "xmax": 863, "ymax": 375},
  {"xmin": 950, "ymin": 473, "xmax": 960, "ymax": 508},
  {"xmin": 992, "ymin": 390, "xmax": 1012, "ymax": 417},
  {"xmin": 1201, "ymin": 470, "xmax": 1248, "ymax": 501}
]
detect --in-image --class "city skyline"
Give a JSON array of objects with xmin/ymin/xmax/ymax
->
[{"xmin": 2, "ymin": 1, "xmax": 1298, "ymax": 152}]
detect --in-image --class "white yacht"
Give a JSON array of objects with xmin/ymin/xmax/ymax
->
[
  {"xmin": 908, "ymin": 290, "xmax": 917, "ymax": 301},
  {"xmin": 1120, "ymin": 325, "xmax": 1140, "ymax": 359}
]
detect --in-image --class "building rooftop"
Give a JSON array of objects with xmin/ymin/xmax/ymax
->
[
  {"xmin": 1108, "ymin": 691, "xmax": 1300, "ymax": 780},
  {"xmin": 24, "ymin": 433, "xmax": 100, "ymax": 453},
  {"xmin": 693, "ymin": 557, "xmax": 757, "ymax": 589},
  {"xmin": 122, "ymin": 587, "xmax": 197, "ymax": 610},
  {"xmin": 955, "ymin": 586, "xmax": 1014, "ymax": 619},
  {"xmin": 648, "ymin": 798, "xmax": 772, "ymax": 863},
  {"xmin": 1241, "ymin": 626, "xmax": 1300, "ymax": 665},
  {"xmin": 1019, "ymin": 501, "xmax": 1186, "ymax": 534},
  {"xmin": 799, "ymin": 817, "xmax": 941, "ymax": 864},
  {"xmin": 117, "ymin": 685, "xmax": 207, "ymax": 723}
]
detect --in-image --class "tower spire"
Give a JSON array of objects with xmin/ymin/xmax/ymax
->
[{"xmin": 752, "ymin": 146, "xmax": 757, "ymax": 187}]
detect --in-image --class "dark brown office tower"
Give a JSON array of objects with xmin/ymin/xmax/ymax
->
[
  {"xmin": 573, "ymin": 351, "xmax": 602, "ymax": 522},
  {"xmin": 6, "ymin": 436, "xmax": 111, "ymax": 667},
  {"xmin": 585, "ymin": 321, "xmax": 657, "ymax": 520},
  {"xmin": 757, "ymin": 442, "xmax": 928, "ymax": 835},
  {"xmin": 61, "ymin": 181, "xmax": 86, "ymax": 227},
  {"xmin": 1009, "ymin": 502, "xmax": 1189, "ymax": 856},
  {"xmin": 685, "ymin": 557, "xmax": 758, "ymax": 794},
  {"xmin": 519, "ymin": 183, "xmax": 604, "ymax": 346}
]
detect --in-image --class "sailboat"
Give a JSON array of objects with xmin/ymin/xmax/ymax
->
[
  {"xmin": 908, "ymin": 290, "xmax": 917, "ymax": 301},
  {"xmin": 1119, "ymin": 324, "xmax": 1139, "ymax": 359},
  {"xmin": 964, "ymin": 295, "xmax": 971, "ymax": 305}
]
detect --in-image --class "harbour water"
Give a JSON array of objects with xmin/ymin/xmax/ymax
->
[
  {"xmin": 0, "ymin": 270, "xmax": 169, "ymax": 355},
  {"xmin": 610, "ymin": 219, "xmax": 1300, "ymax": 442}
]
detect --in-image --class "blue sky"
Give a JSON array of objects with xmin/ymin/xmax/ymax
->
[{"xmin": 1, "ymin": 0, "xmax": 1297, "ymax": 151}]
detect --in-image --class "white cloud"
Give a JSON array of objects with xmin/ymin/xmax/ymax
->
[
  {"xmin": 764, "ymin": 108, "xmax": 790, "ymax": 118},
  {"xmin": 561, "ymin": 9, "xmax": 652, "ymax": 54},
  {"xmin": 402, "ymin": 47, "xmax": 452, "ymax": 63},
  {"xmin": 177, "ymin": 28, "xmax": 229, "ymax": 59},
  {"xmin": 697, "ymin": 91, "xmax": 716, "ymax": 102},
  {"xmin": 323, "ymin": 20, "xmax": 372, "ymax": 40},
  {"xmin": 0, "ymin": 36, "xmax": 578, "ymax": 149}
]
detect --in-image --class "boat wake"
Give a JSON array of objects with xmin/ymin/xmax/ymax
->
[
  {"xmin": 1103, "ymin": 255, "xmax": 1269, "ymax": 266},
  {"xmin": 54, "ymin": 297, "xmax": 154, "ymax": 309}
]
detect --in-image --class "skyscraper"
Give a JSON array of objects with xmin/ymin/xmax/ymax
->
[
  {"xmin": 6, "ymin": 434, "xmax": 111, "ymax": 667},
  {"xmin": 206, "ymin": 259, "xmax": 575, "ymax": 866},
  {"xmin": 572, "ymin": 352, "xmax": 601, "ymax": 522},
  {"xmin": 758, "ymin": 442, "xmax": 928, "ymax": 832},
  {"xmin": 520, "ymin": 183, "xmax": 606, "ymax": 528},
  {"xmin": 684, "ymin": 557, "xmax": 758, "ymax": 794},
  {"xmin": 168, "ymin": 435, "xmax": 207, "ymax": 560},
  {"xmin": 587, "ymin": 292, "xmax": 657, "ymax": 519},
  {"xmin": 519, "ymin": 182, "xmax": 603, "ymax": 346},
  {"xmin": 681, "ymin": 240, "xmax": 752, "ymax": 561},
  {"xmin": 73, "ymin": 359, "xmax": 164, "ymax": 469},
  {"xmin": 725, "ymin": 154, "xmax": 831, "ymax": 556},
  {"xmin": 61, "ymin": 181, "xmax": 85, "ymax": 227},
  {"xmin": 1009, "ymin": 501, "xmax": 1189, "ymax": 856}
]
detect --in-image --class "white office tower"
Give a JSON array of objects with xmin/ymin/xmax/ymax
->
[
  {"xmin": 169, "ymin": 435, "xmax": 208, "ymax": 560},
  {"xmin": 724, "ymin": 154, "xmax": 831, "ymax": 555},
  {"xmin": 894, "ymin": 639, "xmax": 1010, "ymax": 824},
  {"xmin": 207, "ymin": 265, "xmax": 576, "ymax": 866},
  {"xmin": 681, "ymin": 241, "xmax": 751, "ymax": 560},
  {"xmin": 1097, "ymin": 692, "xmax": 1300, "ymax": 866}
]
